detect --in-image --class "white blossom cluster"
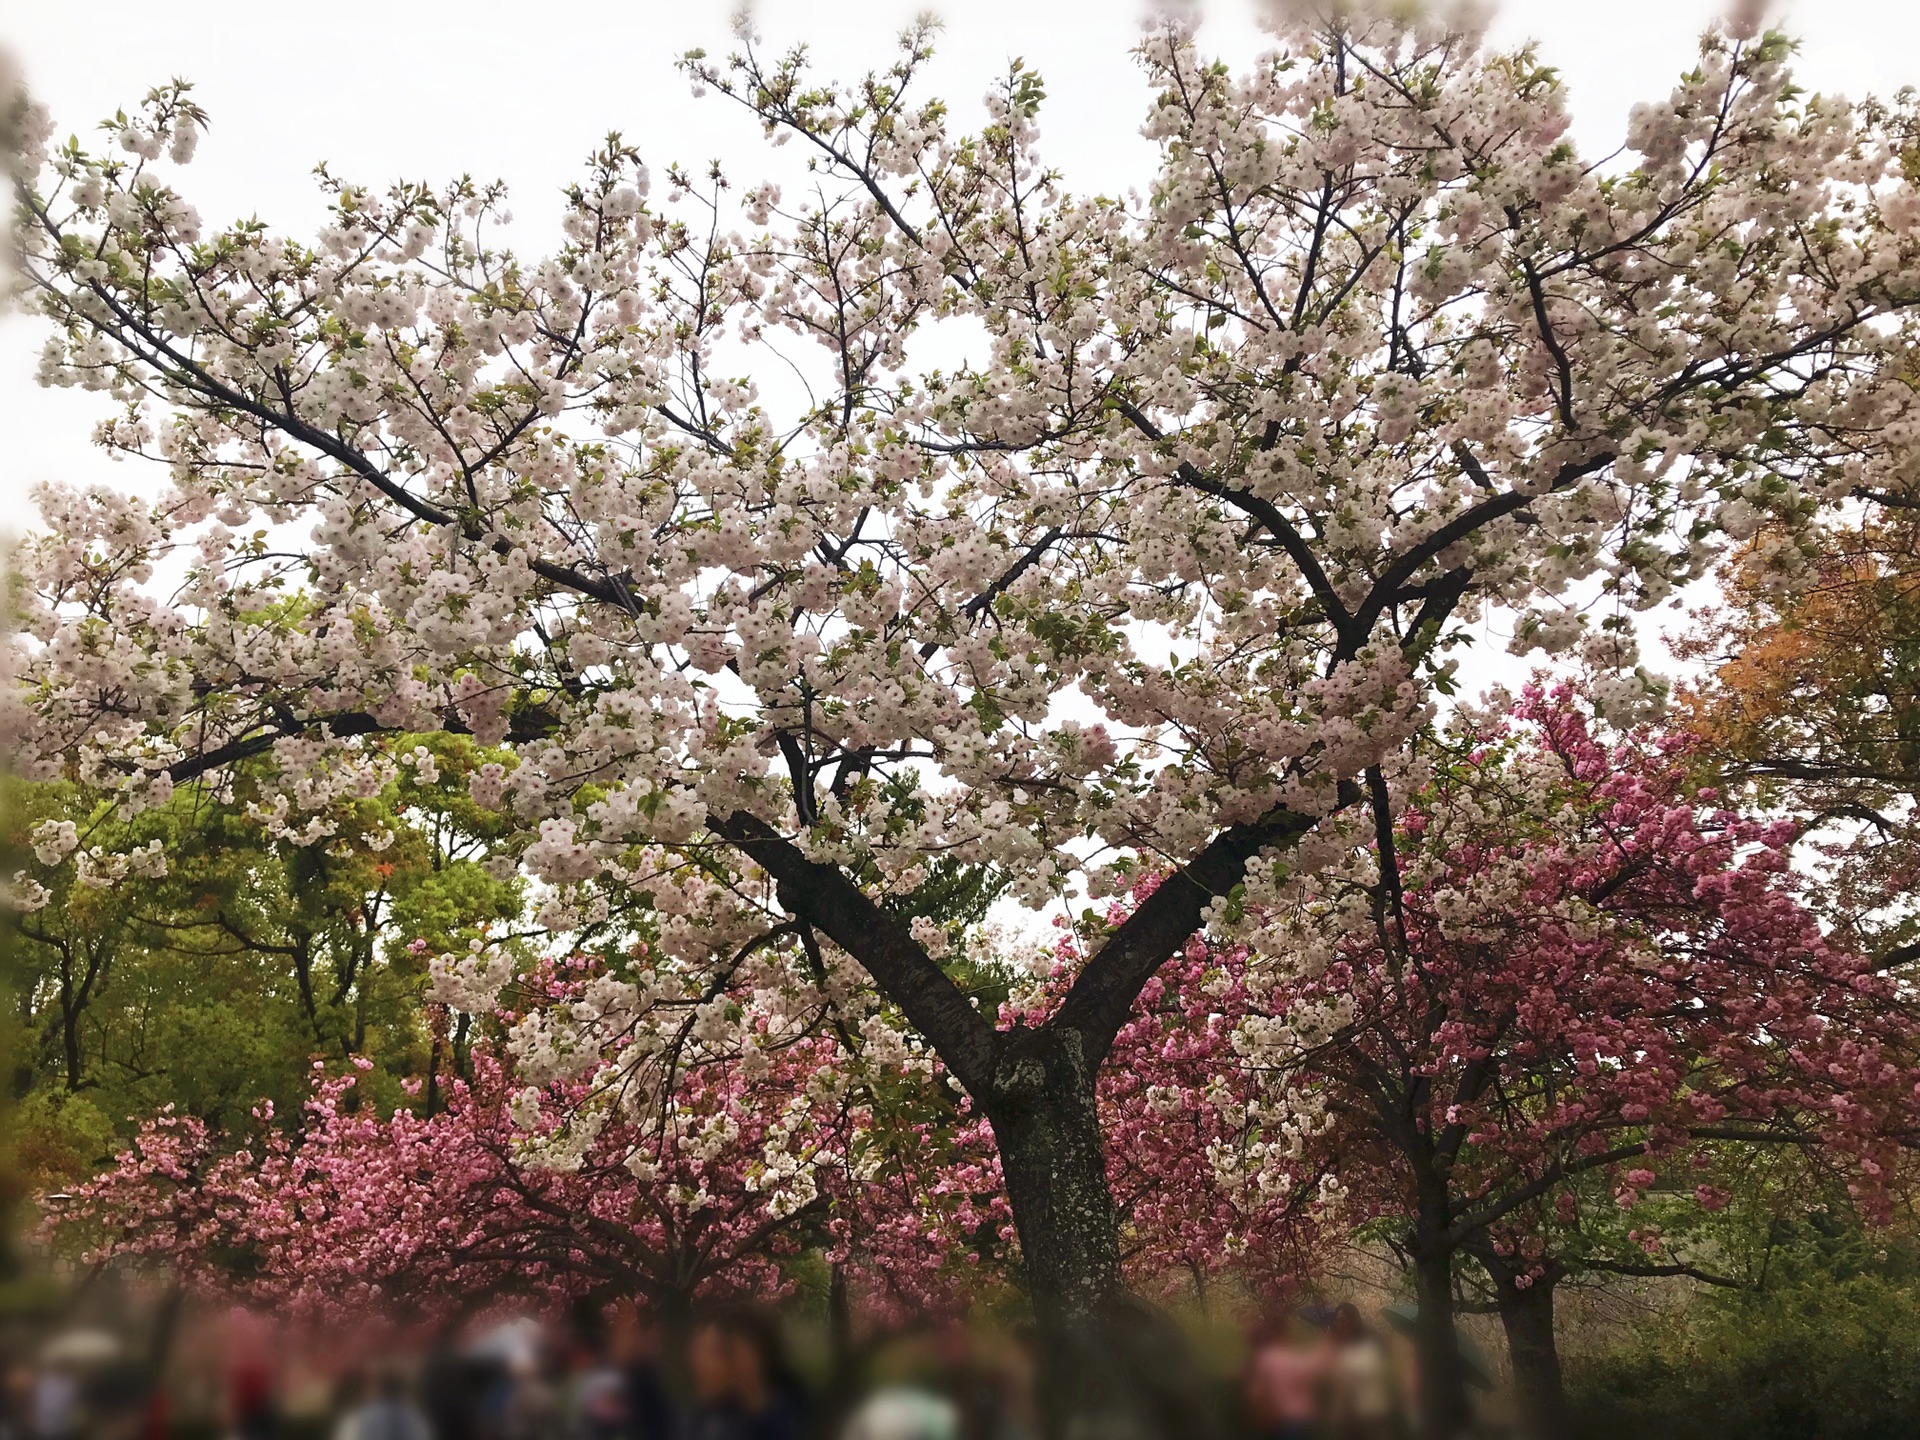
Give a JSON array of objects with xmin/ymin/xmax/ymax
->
[{"xmin": 8, "ymin": 11, "xmax": 1920, "ymax": 1080}]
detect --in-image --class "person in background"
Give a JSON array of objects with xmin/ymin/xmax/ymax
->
[
  {"xmin": 0, "ymin": 1357, "xmax": 30, "ymax": 1440},
  {"xmin": 839, "ymin": 1387, "xmax": 958, "ymax": 1440},
  {"xmin": 836, "ymin": 1324, "xmax": 962, "ymax": 1440},
  {"xmin": 1323, "ymin": 1307, "xmax": 1400, "ymax": 1440},
  {"xmin": 936, "ymin": 1323, "xmax": 1038, "ymax": 1440},
  {"xmin": 610, "ymin": 1309, "xmax": 674, "ymax": 1440},
  {"xmin": 570, "ymin": 1324, "xmax": 636, "ymax": 1440},
  {"xmin": 78, "ymin": 1359, "xmax": 149, "ymax": 1440},
  {"xmin": 30, "ymin": 1360, "xmax": 78, "ymax": 1440},
  {"xmin": 420, "ymin": 1344, "xmax": 486, "ymax": 1440},
  {"xmin": 227, "ymin": 1348, "xmax": 278, "ymax": 1440},
  {"xmin": 980, "ymin": 1327, "xmax": 1042, "ymax": 1440},
  {"xmin": 498, "ymin": 1343, "xmax": 562, "ymax": 1440},
  {"xmin": 1244, "ymin": 1312, "xmax": 1328, "ymax": 1440},
  {"xmin": 678, "ymin": 1310, "xmax": 807, "ymax": 1440},
  {"xmin": 331, "ymin": 1368, "xmax": 431, "ymax": 1440}
]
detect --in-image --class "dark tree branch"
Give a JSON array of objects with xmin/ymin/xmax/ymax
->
[
  {"xmin": 1054, "ymin": 781, "xmax": 1362, "ymax": 1068},
  {"xmin": 1580, "ymin": 1258, "xmax": 1743, "ymax": 1289},
  {"xmin": 707, "ymin": 810, "xmax": 1001, "ymax": 1093},
  {"xmin": 1113, "ymin": 397, "xmax": 1353, "ymax": 633},
  {"xmin": 1341, "ymin": 454, "xmax": 1613, "ymax": 660},
  {"xmin": 1446, "ymin": 1142, "xmax": 1650, "ymax": 1245}
]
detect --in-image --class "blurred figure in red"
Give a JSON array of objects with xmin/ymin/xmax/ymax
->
[
  {"xmin": 1244, "ymin": 1312, "xmax": 1328, "ymax": 1440},
  {"xmin": 1, "ymin": 1357, "xmax": 31, "ymax": 1440},
  {"xmin": 227, "ymin": 1353, "xmax": 278, "ymax": 1440}
]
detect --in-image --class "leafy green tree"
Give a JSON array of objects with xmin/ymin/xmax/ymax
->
[
  {"xmin": 5, "ymin": 734, "xmax": 522, "ymax": 1183},
  {"xmin": 1570, "ymin": 1213, "xmax": 1920, "ymax": 1440}
]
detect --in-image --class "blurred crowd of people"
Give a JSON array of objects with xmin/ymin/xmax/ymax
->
[
  {"xmin": 1, "ymin": 1307, "xmax": 1017, "ymax": 1440},
  {"xmin": 0, "ymin": 1299, "xmax": 1455, "ymax": 1440},
  {"xmin": 1243, "ymin": 1305, "xmax": 1411, "ymax": 1440}
]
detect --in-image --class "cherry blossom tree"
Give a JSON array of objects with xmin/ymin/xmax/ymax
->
[
  {"xmin": 57, "ymin": 1066, "xmax": 822, "ymax": 1335},
  {"xmin": 46, "ymin": 1107, "xmax": 242, "ymax": 1293},
  {"xmin": 15, "ymin": 6, "xmax": 1920, "ymax": 1427},
  {"xmin": 1225, "ymin": 688, "xmax": 1920, "ymax": 1436},
  {"xmin": 1004, "ymin": 896, "xmax": 1330, "ymax": 1308},
  {"xmin": 55, "ymin": 944, "xmax": 992, "ymax": 1341}
]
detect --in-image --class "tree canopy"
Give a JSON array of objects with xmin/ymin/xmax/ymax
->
[{"xmin": 13, "ymin": 7, "xmax": 1920, "ymax": 1437}]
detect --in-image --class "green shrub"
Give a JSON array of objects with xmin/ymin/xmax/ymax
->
[{"xmin": 1570, "ymin": 1224, "xmax": 1920, "ymax": 1440}]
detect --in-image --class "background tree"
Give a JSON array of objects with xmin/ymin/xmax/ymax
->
[
  {"xmin": 5, "ymin": 733, "xmax": 520, "ymax": 1185},
  {"xmin": 1228, "ymin": 690, "xmax": 1920, "ymax": 1436},
  {"xmin": 1680, "ymin": 510, "xmax": 1920, "ymax": 971},
  {"xmin": 1567, "ymin": 1212, "xmax": 1920, "ymax": 1440}
]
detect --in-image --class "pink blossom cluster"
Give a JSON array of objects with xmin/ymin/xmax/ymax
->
[
  {"xmin": 54, "ymin": 943, "xmax": 1001, "ymax": 1329},
  {"xmin": 1230, "ymin": 687, "xmax": 1920, "ymax": 1283}
]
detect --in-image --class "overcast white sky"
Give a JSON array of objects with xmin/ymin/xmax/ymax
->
[{"xmin": 3, "ymin": 0, "xmax": 1916, "ymax": 515}]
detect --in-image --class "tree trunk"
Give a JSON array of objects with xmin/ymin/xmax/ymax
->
[
  {"xmin": 651, "ymin": 1286, "xmax": 697, "ymax": 1399},
  {"xmin": 291, "ymin": 932, "xmax": 324, "ymax": 1047},
  {"xmin": 57, "ymin": 948, "xmax": 85, "ymax": 1090},
  {"xmin": 820, "ymin": 1262, "xmax": 862, "ymax": 1438},
  {"xmin": 146, "ymin": 1281, "xmax": 186, "ymax": 1379},
  {"xmin": 1411, "ymin": 1245, "xmax": 1471, "ymax": 1440},
  {"xmin": 983, "ymin": 1028, "xmax": 1210, "ymax": 1440},
  {"xmin": 1491, "ymin": 1267, "xmax": 1568, "ymax": 1440},
  {"xmin": 985, "ymin": 1033, "xmax": 1124, "ymax": 1326},
  {"xmin": 424, "ymin": 1032, "xmax": 443, "ymax": 1118}
]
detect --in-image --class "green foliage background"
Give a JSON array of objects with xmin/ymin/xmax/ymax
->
[
  {"xmin": 1571, "ymin": 1221, "xmax": 1920, "ymax": 1440},
  {"xmin": 4, "ymin": 734, "xmax": 521, "ymax": 1186}
]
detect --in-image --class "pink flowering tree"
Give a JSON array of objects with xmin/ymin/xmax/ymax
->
[
  {"xmin": 45, "ymin": 1108, "xmax": 246, "ymax": 1291},
  {"xmin": 59, "ymin": 1059, "xmax": 836, "ymax": 1336},
  {"xmin": 16, "ymin": 9, "xmax": 1920, "ymax": 1427},
  {"xmin": 1221, "ymin": 689, "xmax": 1920, "ymax": 1436},
  {"xmin": 56, "ymin": 946, "xmax": 996, "ymax": 1342}
]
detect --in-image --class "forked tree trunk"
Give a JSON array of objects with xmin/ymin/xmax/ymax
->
[
  {"xmin": 986, "ymin": 1038, "xmax": 1125, "ymax": 1323},
  {"xmin": 983, "ymin": 1027, "xmax": 1210, "ymax": 1440},
  {"xmin": 724, "ymin": 813, "xmax": 1302, "ymax": 1436}
]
